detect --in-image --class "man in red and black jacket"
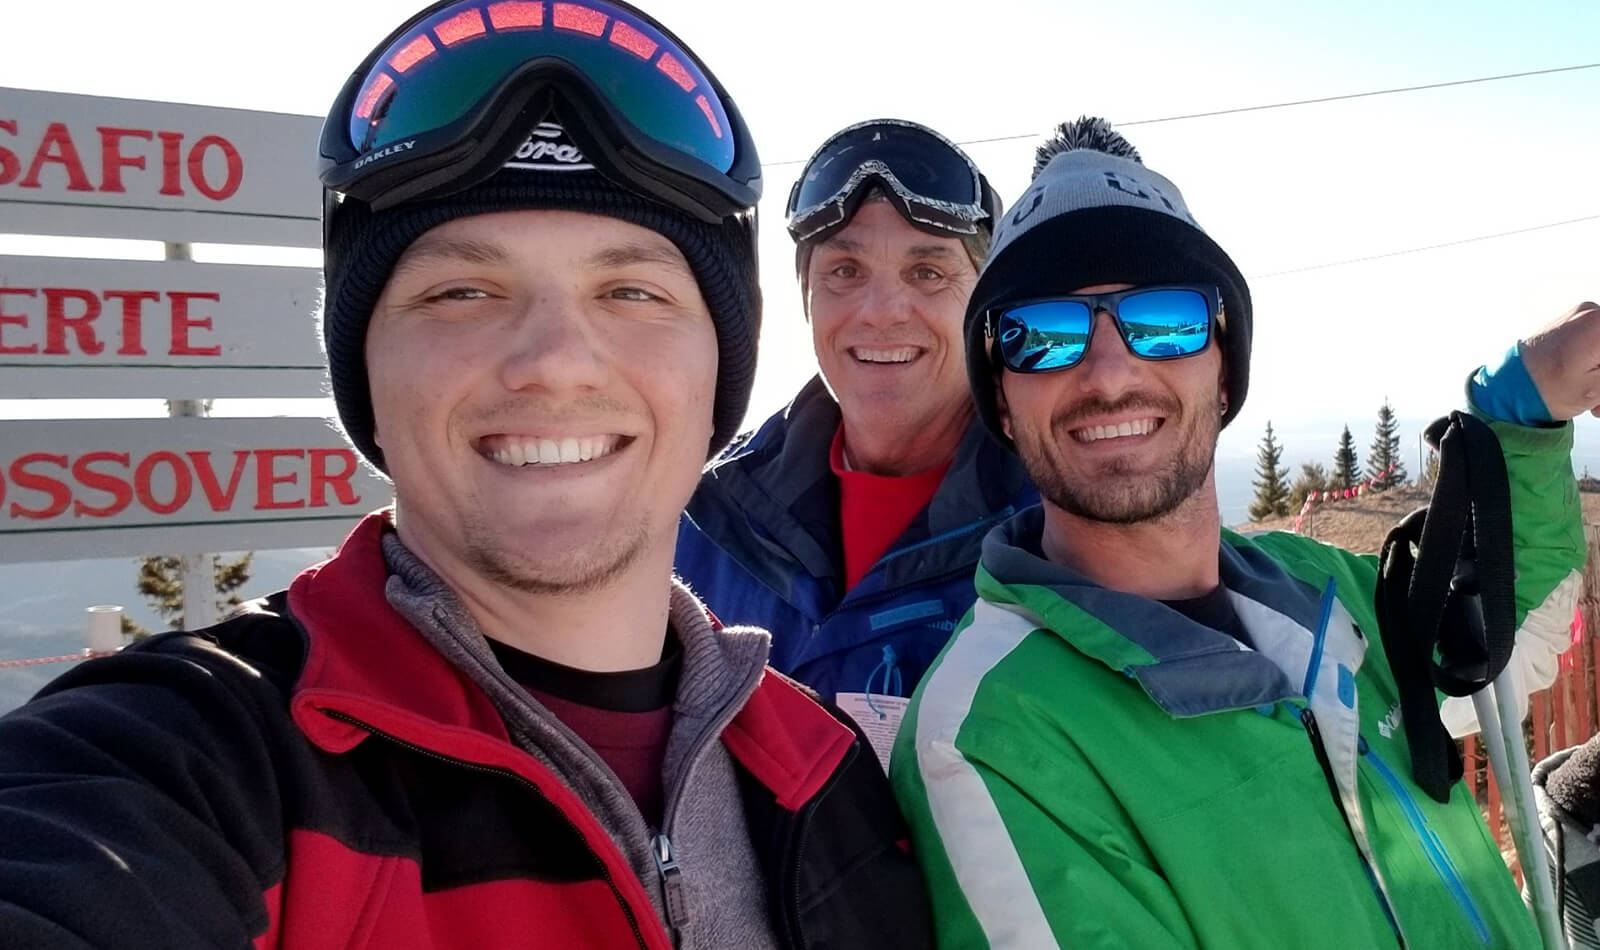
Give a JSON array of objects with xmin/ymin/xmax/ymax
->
[{"xmin": 0, "ymin": 2, "xmax": 932, "ymax": 947}]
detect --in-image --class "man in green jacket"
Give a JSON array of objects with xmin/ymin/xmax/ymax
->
[{"xmin": 891, "ymin": 115, "xmax": 1596, "ymax": 949}]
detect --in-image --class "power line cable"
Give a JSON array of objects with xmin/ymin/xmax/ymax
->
[
  {"xmin": 766, "ymin": 61, "xmax": 1600, "ymax": 168},
  {"xmin": 1253, "ymin": 213, "xmax": 1600, "ymax": 279}
]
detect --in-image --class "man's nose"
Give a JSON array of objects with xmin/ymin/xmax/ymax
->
[
  {"xmin": 498, "ymin": 294, "xmax": 609, "ymax": 394},
  {"xmin": 857, "ymin": 274, "xmax": 914, "ymax": 328},
  {"xmin": 1071, "ymin": 310, "xmax": 1144, "ymax": 398}
]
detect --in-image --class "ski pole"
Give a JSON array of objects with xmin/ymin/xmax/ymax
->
[{"xmin": 1473, "ymin": 676, "xmax": 1565, "ymax": 950}]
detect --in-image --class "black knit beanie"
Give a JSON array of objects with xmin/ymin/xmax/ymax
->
[
  {"xmin": 323, "ymin": 157, "xmax": 760, "ymax": 472},
  {"xmin": 966, "ymin": 117, "xmax": 1252, "ymax": 445}
]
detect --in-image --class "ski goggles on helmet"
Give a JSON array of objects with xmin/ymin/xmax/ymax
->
[
  {"xmin": 987, "ymin": 285, "xmax": 1221, "ymax": 373},
  {"xmin": 319, "ymin": 0, "xmax": 761, "ymax": 223},
  {"xmin": 785, "ymin": 119, "xmax": 998, "ymax": 243}
]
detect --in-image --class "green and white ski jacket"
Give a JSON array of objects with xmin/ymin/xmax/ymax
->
[{"xmin": 892, "ymin": 417, "xmax": 1583, "ymax": 949}]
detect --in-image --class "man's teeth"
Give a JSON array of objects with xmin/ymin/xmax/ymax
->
[
  {"xmin": 1073, "ymin": 419, "xmax": 1158, "ymax": 443},
  {"xmin": 488, "ymin": 436, "xmax": 619, "ymax": 466},
  {"xmin": 853, "ymin": 347, "xmax": 919, "ymax": 364}
]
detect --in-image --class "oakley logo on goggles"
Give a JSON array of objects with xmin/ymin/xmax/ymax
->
[
  {"xmin": 319, "ymin": 0, "xmax": 760, "ymax": 221},
  {"xmin": 786, "ymin": 119, "xmax": 997, "ymax": 243},
  {"xmin": 988, "ymin": 285, "xmax": 1221, "ymax": 373}
]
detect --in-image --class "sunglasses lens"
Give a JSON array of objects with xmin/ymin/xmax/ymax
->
[
  {"xmin": 997, "ymin": 300, "xmax": 1093, "ymax": 372},
  {"xmin": 1118, "ymin": 288, "xmax": 1213, "ymax": 359},
  {"xmin": 346, "ymin": 0, "xmax": 736, "ymax": 172}
]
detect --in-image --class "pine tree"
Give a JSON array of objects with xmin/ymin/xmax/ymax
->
[
  {"xmin": 1289, "ymin": 461, "xmax": 1331, "ymax": 511},
  {"xmin": 1249, "ymin": 421, "xmax": 1291, "ymax": 520},
  {"xmin": 130, "ymin": 553, "xmax": 254, "ymax": 633},
  {"xmin": 1332, "ymin": 426, "xmax": 1360, "ymax": 489},
  {"xmin": 1367, "ymin": 400, "xmax": 1407, "ymax": 490}
]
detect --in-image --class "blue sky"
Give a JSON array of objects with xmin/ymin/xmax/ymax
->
[{"xmin": 2, "ymin": 0, "xmax": 1597, "ymax": 477}]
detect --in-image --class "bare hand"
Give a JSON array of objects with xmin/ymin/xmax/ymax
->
[{"xmin": 1518, "ymin": 302, "xmax": 1600, "ymax": 420}]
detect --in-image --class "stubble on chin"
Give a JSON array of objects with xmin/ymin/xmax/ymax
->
[
  {"xmin": 1016, "ymin": 405, "xmax": 1219, "ymax": 526},
  {"xmin": 464, "ymin": 515, "xmax": 653, "ymax": 596}
]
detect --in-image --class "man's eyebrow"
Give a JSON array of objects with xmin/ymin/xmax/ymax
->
[
  {"xmin": 392, "ymin": 236, "xmax": 509, "ymax": 277},
  {"xmin": 815, "ymin": 237, "xmax": 960, "ymax": 260},
  {"xmin": 586, "ymin": 241, "xmax": 694, "ymax": 279}
]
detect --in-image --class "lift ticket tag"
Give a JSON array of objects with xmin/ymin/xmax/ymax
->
[{"xmin": 835, "ymin": 692, "xmax": 908, "ymax": 774}]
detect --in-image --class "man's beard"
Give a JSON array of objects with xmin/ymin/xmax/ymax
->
[
  {"xmin": 464, "ymin": 512, "xmax": 653, "ymax": 596},
  {"xmin": 1014, "ymin": 393, "xmax": 1220, "ymax": 525}
]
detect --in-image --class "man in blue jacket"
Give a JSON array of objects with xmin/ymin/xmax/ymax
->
[{"xmin": 677, "ymin": 120, "xmax": 1035, "ymax": 765}]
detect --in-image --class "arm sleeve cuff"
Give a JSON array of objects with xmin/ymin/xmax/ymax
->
[{"xmin": 1467, "ymin": 342, "xmax": 1555, "ymax": 426}]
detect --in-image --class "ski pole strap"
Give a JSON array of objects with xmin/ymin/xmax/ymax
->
[{"xmin": 1375, "ymin": 411, "xmax": 1517, "ymax": 804}]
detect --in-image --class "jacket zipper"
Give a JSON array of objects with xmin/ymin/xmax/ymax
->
[
  {"xmin": 649, "ymin": 659, "xmax": 768, "ymax": 947},
  {"xmin": 875, "ymin": 506, "xmax": 1018, "ymax": 569},
  {"xmin": 1300, "ymin": 706, "xmax": 1406, "ymax": 949},
  {"xmin": 822, "ymin": 509, "xmax": 1019, "ymax": 622},
  {"xmin": 1361, "ymin": 739, "xmax": 1492, "ymax": 945},
  {"xmin": 322, "ymin": 710, "xmax": 653, "ymax": 950},
  {"xmin": 651, "ymin": 833, "xmax": 686, "ymax": 946}
]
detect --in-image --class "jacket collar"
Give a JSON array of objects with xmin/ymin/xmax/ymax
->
[
  {"xmin": 977, "ymin": 507, "xmax": 1340, "ymax": 717},
  {"xmin": 690, "ymin": 375, "xmax": 1034, "ymax": 595},
  {"xmin": 285, "ymin": 510, "xmax": 853, "ymax": 804},
  {"xmin": 288, "ymin": 511, "xmax": 511, "ymax": 749}
]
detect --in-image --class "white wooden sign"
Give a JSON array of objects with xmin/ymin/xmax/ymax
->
[
  {"xmin": 0, "ymin": 87, "xmax": 322, "ymax": 247},
  {"xmin": 0, "ymin": 255, "xmax": 324, "ymax": 398},
  {"xmin": 0, "ymin": 417, "xmax": 391, "ymax": 563}
]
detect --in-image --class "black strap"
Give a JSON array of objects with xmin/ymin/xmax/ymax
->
[{"xmin": 1374, "ymin": 411, "xmax": 1517, "ymax": 803}]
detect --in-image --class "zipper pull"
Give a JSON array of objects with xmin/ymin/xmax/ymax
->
[{"xmin": 653, "ymin": 833, "xmax": 688, "ymax": 945}]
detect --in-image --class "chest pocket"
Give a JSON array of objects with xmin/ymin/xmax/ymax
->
[{"xmin": 810, "ymin": 599, "xmax": 961, "ymax": 701}]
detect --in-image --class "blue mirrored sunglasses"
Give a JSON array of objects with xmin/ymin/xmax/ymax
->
[{"xmin": 988, "ymin": 284, "xmax": 1221, "ymax": 373}]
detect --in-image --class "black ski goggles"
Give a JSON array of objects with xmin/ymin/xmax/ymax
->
[
  {"xmin": 319, "ymin": 0, "xmax": 761, "ymax": 222},
  {"xmin": 785, "ymin": 119, "xmax": 998, "ymax": 243},
  {"xmin": 986, "ymin": 285, "xmax": 1221, "ymax": 373}
]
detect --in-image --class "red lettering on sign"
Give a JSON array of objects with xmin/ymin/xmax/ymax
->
[
  {"xmin": 97, "ymin": 127, "xmax": 153, "ymax": 193},
  {"xmin": 8, "ymin": 453, "xmax": 71, "ymax": 519},
  {"xmin": 158, "ymin": 130, "xmax": 184, "ymax": 196},
  {"xmin": 0, "ymin": 119, "xmax": 19, "ymax": 185},
  {"xmin": 0, "ymin": 287, "xmax": 234, "ymax": 357},
  {"xmin": 189, "ymin": 450, "xmax": 250, "ymax": 512},
  {"xmin": 43, "ymin": 287, "xmax": 104, "ymax": 356},
  {"xmin": 103, "ymin": 289, "xmax": 161, "ymax": 356},
  {"xmin": 187, "ymin": 135, "xmax": 243, "ymax": 201},
  {"xmin": 254, "ymin": 449, "xmax": 306, "ymax": 510},
  {"xmin": 17, "ymin": 122, "xmax": 93, "ymax": 191},
  {"xmin": 0, "ymin": 123, "xmax": 249, "ymax": 200},
  {"xmin": 72, "ymin": 452, "xmax": 133, "ymax": 517},
  {"xmin": 167, "ymin": 291, "xmax": 222, "ymax": 356},
  {"xmin": 308, "ymin": 449, "xmax": 361, "ymax": 507},
  {"xmin": 133, "ymin": 451, "xmax": 192, "ymax": 515},
  {"xmin": 5, "ymin": 445, "xmax": 373, "ymax": 524},
  {"xmin": 0, "ymin": 288, "xmax": 39, "ymax": 355}
]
